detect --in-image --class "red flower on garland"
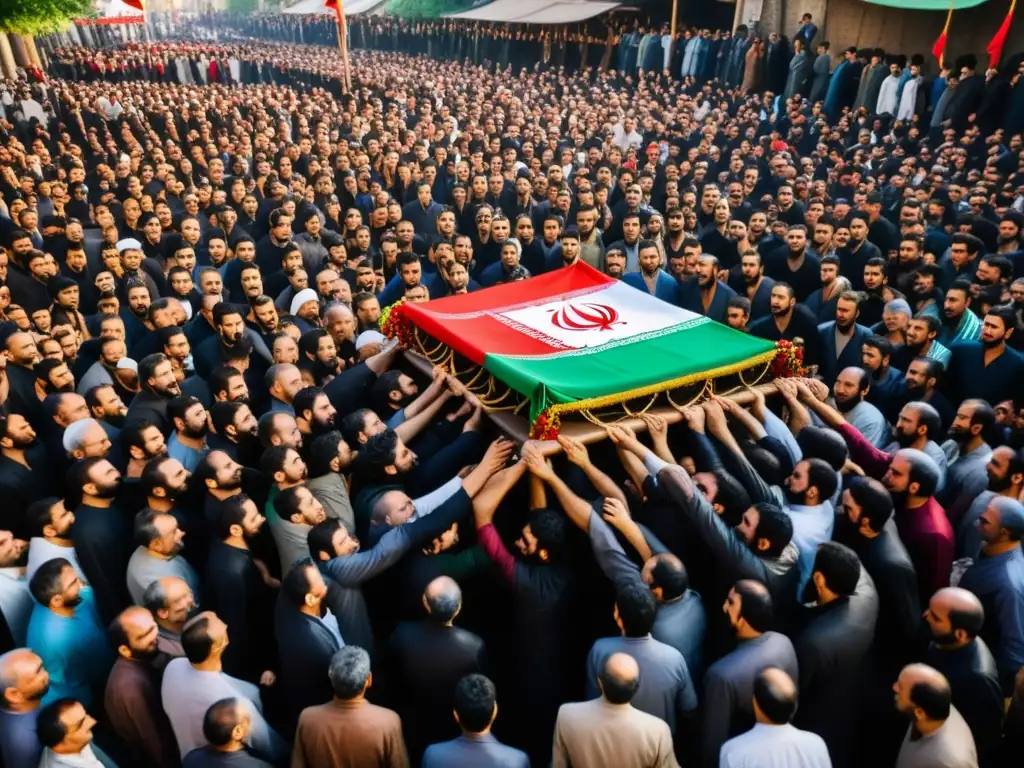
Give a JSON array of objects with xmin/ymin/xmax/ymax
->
[
  {"xmin": 530, "ymin": 411, "xmax": 561, "ymax": 441},
  {"xmin": 380, "ymin": 300, "xmax": 414, "ymax": 349},
  {"xmin": 771, "ymin": 339, "xmax": 805, "ymax": 378}
]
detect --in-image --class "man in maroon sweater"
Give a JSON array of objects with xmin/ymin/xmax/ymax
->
[{"xmin": 786, "ymin": 378, "xmax": 954, "ymax": 604}]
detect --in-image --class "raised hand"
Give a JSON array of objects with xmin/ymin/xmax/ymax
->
[
  {"xmin": 641, "ymin": 413, "xmax": 669, "ymax": 443},
  {"xmin": 522, "ymin": 441, "xmax": 556, "ymax": 481},
  {"xmin": 680, "ymin": 405, "xmax": 705, "ymax": 433},
  {"xmin": 601, "ymin": 496, "xmax": 632, "ymax": 529},
  {"xmin": 558, "ymin": 435, "xmax": 590, "ymax": 467}
]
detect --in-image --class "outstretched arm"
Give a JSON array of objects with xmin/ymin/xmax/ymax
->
[
  {"xmin": 523, "ymin": 443, "xmax": 594, "ymax": 531},
  {"xmin": 775, "ymin": 378, "xmax": 814, "ymax": 434},
  {"xmin": 641, "ymin": 413, "xmax": 675, "ymax": 465},
  {"xmin": 559, "ymin": 435, "xmax": 628, "ymax": 507},
  {"xmin": 395, "ymin": 389, "xmax": 452, "ymax": 443},
  {"xmin": 601, "ymin": 497, "xmax": 653, "ymax": 562}
]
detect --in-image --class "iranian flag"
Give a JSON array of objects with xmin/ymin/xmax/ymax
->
[{"xmin": 400, "ymin": 262, "xmax": 777, "ymax": 422}]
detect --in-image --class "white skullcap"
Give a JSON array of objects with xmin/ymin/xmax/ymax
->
[
  {"xmin": 355, "ymin": 330, "xmax": 386, "ymax": 350},
  {"xmin": 290, "ymin": 288, "xmax": 319, "ymax": 316},
  {"xmin": 116, "ymin": 238, "xmax": 143, "ymax": 253}
]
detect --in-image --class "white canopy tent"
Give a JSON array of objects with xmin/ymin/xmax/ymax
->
[
  {"xmin": 444, "ymin": 0, "xmax": 620, "ymax": 23},
  {"xmin": 282, "ymin": 0, "xmax": 386, "ymax": 15}
]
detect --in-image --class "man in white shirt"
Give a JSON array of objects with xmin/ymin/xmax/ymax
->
[
  {"xmin": 26, "ymin": 498, "xmax": 86, "ymax": 585},
  {"xmin": 36, "ymin": 698, "xmax": 116, "ymax": 768},
  {"xmin": 0, "ymin": 530, "xmax": 31, "ymax": 647},
  {"xmin": 720, "ymin": 666, "xmax": 832, "ymax": 767},
  {"xmin": 161, "ymin": 611, "xmax": 288, "ymax": 763}
]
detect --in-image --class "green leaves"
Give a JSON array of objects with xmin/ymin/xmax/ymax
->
[{"xmin": 0, "ymin": 0, "xmax": 94, "ymax": 35}]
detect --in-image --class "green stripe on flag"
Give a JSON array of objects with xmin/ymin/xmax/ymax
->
[{"xmin": 484, "ymin": 320, "xmax": 777, "ymax": 421}]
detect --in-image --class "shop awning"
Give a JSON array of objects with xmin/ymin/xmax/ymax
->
[{"xmin": 445, "ymin": 0, "xmax": 620, "ymax": 24}]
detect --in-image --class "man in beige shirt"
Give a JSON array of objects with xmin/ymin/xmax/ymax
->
[{"xmin": 552, "ymin": 652, "xmax": 678, "ymax": 768}]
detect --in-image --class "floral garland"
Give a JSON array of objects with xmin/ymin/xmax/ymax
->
[
  {"xmin": 530, "ymin": 409, "xmax": 561, "ymax": 441},
  {"xmin": 380, "ymin": 299, "xmax": 414, "ymax": 348},
  {"xmin": 771, "ymin": 339, "xmax": 805, "ymax": 378}
]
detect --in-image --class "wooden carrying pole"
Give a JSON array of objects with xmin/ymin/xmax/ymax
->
[
  {"xmin": 670, "ymin": 0, "xmax": 679, "ymax": 36},
  {"xmin": 404, "ymin": 351, "xmax": 782, "ymax": 456}
]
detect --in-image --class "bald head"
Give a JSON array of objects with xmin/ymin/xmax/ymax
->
[
  {"xmin": 894, "ymin": 664, "xmax": 952, "ymax": 722},
  {"xmin": 0, "ymin": 649, "xmax": 49, "ymax": 710},
  {"xmin": 598, "ymin": 652, "xmax": 640, "ymax": 704},
  {"xmin": 111, "ymin": 605, "xmax": 159, "ymax": 660},
  {"xmin": 423, "ymin": 575, "xmax": 461, "ymax": 624},
  {"xmin": 753, "ymin": 666, "xmax": 798, "ymax": 724}
]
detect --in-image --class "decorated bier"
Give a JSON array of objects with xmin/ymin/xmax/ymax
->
[{"xmin": 384, "ymin": 262, "xmax": 785, "ymax": 440}]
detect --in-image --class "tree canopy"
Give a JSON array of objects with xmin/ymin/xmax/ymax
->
[{"xmin": 1, "ymin": 0, "xmax": 93, "ymax": 35}]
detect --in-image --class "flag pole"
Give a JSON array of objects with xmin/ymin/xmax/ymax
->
[
  {"xmin": 332, "ymin": 2, "xmax": 352, "ymax": 94},
  {"xmin": 932, "ymin": 0, "xmax": 954, "ymax": 68}
]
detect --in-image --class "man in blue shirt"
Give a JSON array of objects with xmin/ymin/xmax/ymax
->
[{"xmin": 26, "ymin": 558, "xmax": 113, "ymax": 708}]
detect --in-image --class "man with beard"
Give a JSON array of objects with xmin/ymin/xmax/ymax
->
[
  {"xmin": 832, "ymin": 366, "xmax": 889, "ymax": 448},
  {"xmin": 0, "ymin": 647, "xmax": 50, "ymax": 768},
  {"xmin": 836, "ymin": 477, "xmax": 920, "ymax": 744},
  {"xmin": 791, "ymin": 384, "xmax": 953, "ymax": 603},
  {"xmin": 142, "ymin": 574, "xmax": 195, "ymax": 662},
  {"xmin": 141, "ymin": 454, "xmax": 208, "ymax": 574},
  {"xmin": 104, "ymin": 606, "xmax": 179, "ymax": 767},
  {"xmin": 0, "ymin": 406, "xmax": 50, "ymax": 539},
  {"xmin": 937, "ymin": 281, "xmax": 982, "ymax": 347},
  {"xmin": 165, "ymin": 396, "xmax": 209, "ymax": 474},
  {"xmin": 762, "ymin": 225, "xmax": 821, "ymax": 303},
  {"xmin": 77, "ymin": 337, "xmax": 126, "ymax": 398},
  {"xmin": 838, "ymin": 213, "xmax": 882, "ymax": 292},
  {"xmin": 861, "ymin": 336, "xmax": 905, "ymax": 421},
  {"xmin": 208, "ymin": 365, "xmax": 250, "ymax": 406},
  {"xmin": 892, "ymin": 664, "xmax": 978, "ymax": 767},
  {"xmin": 2, "ymin": 330, "xmax": 41, "ymax": 418},
  {"xmin": 897, "ymin": 357, "xmax": 954, "ymax": 435},
  {"xmin": 678, "ymin": 254, "xmax": 737, "ymax": 324},
  {"xmin": 945, "ymin": 305, "xmax": 1024, "ymax": 407},
  {"xmin": 353, "ymin": 292, "xmax": 382, "ymax": 336},
  {"xmin": 729, "ymin": 250, "xmax": 775, "ymax": 321},
  {"xmin": 265, "ymin": 363, "xmax": 304, "ymax": 416},
  {"xmin": 307, "ymin": 431, "xmax": 356, "ymax": 534},
  {"xmin": 958, "ymin": 496, "xmax": 1024, "ymax": 694},
  {"xmin": 973, "ymin": 255, "xmax": 1013, "ymax": 296},
  {"xmin": 298, "ymin": 330, "xmax": 342, "ymax": 386},
  {"xmin": 194, "ymin": 304, "xmax": 262, "ymax": 384},
  {"xmin": 207, "ymin": 402, "xmax": 260, "ymax": 469},
  {"xmin": 123, "ymin": 421, "xmax": 169, "ymax": 483},
  {"xmin": 250, "ymin": 295, "xmax": 280, "ymax": 339},
  {"xmin": 749, "ymin": 283, "xmax": 824, "ymax": 369},
  {"xmin": 818, "ymin": 292, "xmax": 872, "ymax": 388},
  {"xmin": 126, "ymin": 508, "xmax": 200, "ymax": 608},
  {"xmin": 893, "ymin": 314, "xmax": 951, "ymax": 372},
  {"xmin": 622, "ymin": 240, "xmax": 679, "ymax": 303},
  {"xmin": 204, "ymin": 494, "xmax": 278, "ymax": 685},
  {"xmin": 293, "ymin": 387, "xmax": 337, "ymax": 442},
  {"xmin": 958, "ymin": 446, "xmax": 1024, "ymax": 559},
  {"xmin": 803, "ymin": 255, "xmax": 842, "ymax": 324},
  {"xmin": 25, "ymin": 497, "xmax": 86, "ymax": 589},
  {"xmin": 124, "ymin": 354, "xmax": 182, "ymax": 437},
  {"xmin": 700, "ymin": 579, "xmax": 799, "ymax": 767},
  {"xmin": 26, "ymin": 557, "xmax": 114, "ymax": 707},
  {"xmin": 322, "ymin": 304, "xmax": 359, "ymax": 368},
  {"xmin": 920, "ymin": 588, "xmax": 1004, "ymax": 767},
  {"xmin": 792, "ymin": 542, "xmax": 878, "ymax": 768},
  {"xmin": 270, "ymin": 484, "xmax": 327, "ymax": 580},
  {"xmin": 938, "ymin": 400, "xmax": 995, "ymax": 529},
  {"xmin": 781, "ymin": 457, "xmax": 840, "ymax": 600},
  {"xmin": 882, "ymin": 400, "xmax": 950, "ymax": 477}
]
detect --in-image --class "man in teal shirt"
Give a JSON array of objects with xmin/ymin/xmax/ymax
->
[{"xmin": 26, "ymin": 558, "xmax": 113, "ymax": 708}]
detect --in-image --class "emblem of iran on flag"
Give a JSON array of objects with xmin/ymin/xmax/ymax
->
[{"xmin": 401, "ymin": 262, "xmax": 777, "ymax": 420}]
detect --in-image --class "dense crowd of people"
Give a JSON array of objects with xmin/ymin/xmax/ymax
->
[{"xmin": 0, "ymin": 10, "xmax": 1023, "ymax": 768}]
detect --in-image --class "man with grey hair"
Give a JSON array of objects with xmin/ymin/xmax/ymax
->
[
  {"xmin": 293, "ymin": 646, "xmax": 409, "ymax": 766},
  {"xmin": 958, "ymin": 496, "xmax": 1024, "ymax": 692},
  {"xmin": 61, "ymin": 419, "xmax": 111, "ymax": 462},
  {"xmin": 141, "ymin": 576, "xmax": 195, "ymax": 659}
]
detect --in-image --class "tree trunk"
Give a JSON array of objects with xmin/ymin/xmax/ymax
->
[
  {"xmin": 9, "ymin": 33, "xmax": 29, "ymax": 68},
  {"xmin": 0, "ymin": 35, "xmax": 17, "ymax": 80},
  {"xmin": 25, "ymin": 35, "xmax": 42, "ymax": 69}
]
